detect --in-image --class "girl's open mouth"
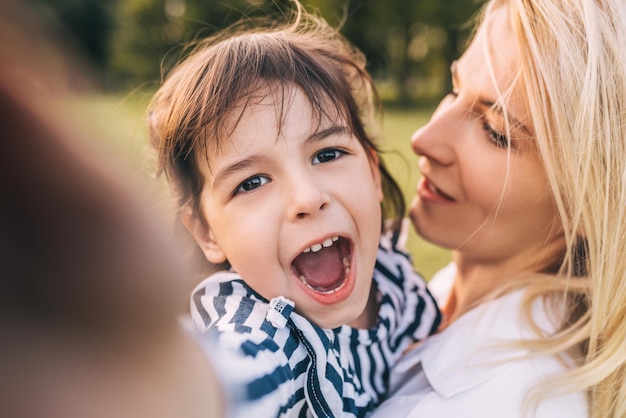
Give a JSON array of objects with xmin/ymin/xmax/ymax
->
[{"xmin": 291, "ymin": 236, "xmax": 351, "ymax": 294}]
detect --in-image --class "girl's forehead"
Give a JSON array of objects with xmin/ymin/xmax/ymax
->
[
  {"xmin": 224, "ymin": 83, "xmax": 347, "ymax": 134},
  {"xmin": 205, "ymin": 84, "xmax": 349, "ymax": 152}
]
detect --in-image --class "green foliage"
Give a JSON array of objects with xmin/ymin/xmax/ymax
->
[
  {"xmin": 109, "ymin": 0, "xmax": 309, "ymax": 90},
  {"xmin": 341, "ymin": 0, "xmax": 485, "ymax": 104},
  {"xmin": 26, "ymin": 0, "xmax": 116, "ymax": 69},
  {"xmin": 30, "ymin": 0, "xmax": 485, "ymax": 102}
]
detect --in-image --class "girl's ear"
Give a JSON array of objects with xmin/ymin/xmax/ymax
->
[
  {"xmin": 180, "ymin": 208, "xmax": 227, "ymax": 264},
  {"xmin": 367, "ymin": 149, "xmax": 384, "ymax": 202}
]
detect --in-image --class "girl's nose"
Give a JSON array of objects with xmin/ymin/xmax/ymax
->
[
  {"xmin": 410, "ymin": 99, "xmax": 458, "ymax": 166},
  {"xmin": 286, "ymin": 173, "xmax": 330, "ymax": 221}
]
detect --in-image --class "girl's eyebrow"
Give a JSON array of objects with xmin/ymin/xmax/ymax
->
[
  {"xmin": 212, "ymin": 125, "xmax": 351, "ymax": 190},
  {"xmin": 308, "ymin": 125, "xmax": 350, "ymax": 143},
  {"xmin": 211, "ymin": 156, "xmax": 261, "ymax": 191}
]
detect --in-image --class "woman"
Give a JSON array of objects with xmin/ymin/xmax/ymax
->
[{"xmin": 371, "ymin": 0, "xmax": 626, "ymax": 417}]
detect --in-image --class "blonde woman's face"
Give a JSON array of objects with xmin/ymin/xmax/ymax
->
[{"xmin": 409, "ymin": 5, "xmax": 564, "ymax": 269}]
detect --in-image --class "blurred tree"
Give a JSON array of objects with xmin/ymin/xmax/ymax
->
[
  {"xmin": 108, "ymin": 0, "xmax": 171, "ymax": 90},
  {"xmin": 33, "ymin": 0, "xmax": 484, "ymax": 102},
  {"xmin": 342, "ymin": 0, "xmax": 484, "ymax": 104},
  {"xmin": 24, "ymin": 0, "xmax": 116, "ymax": 84},
  {"xmin": 109, "ymin": 0, "xmax": 296, "ymax": 90}
]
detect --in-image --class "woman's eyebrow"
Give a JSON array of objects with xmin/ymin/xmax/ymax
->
[
  {"xmin": 479, "ymin": 98, "xmax": 532, "ymax": 136},
  {"xmin": 453, "ymin": 60, "xmax": 531, "ymax": 136}
]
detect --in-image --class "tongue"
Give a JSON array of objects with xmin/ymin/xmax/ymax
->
[{"xmin": 292, "ymin": 244, "xmax": 345, "ymax": 291}]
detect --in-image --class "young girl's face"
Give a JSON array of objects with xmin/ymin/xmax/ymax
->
[
  {"xmin": 188, "ymin": 85, "xmax": 383, "ymax": 329},
  {"xmin": 409, "ymin": 5, "xmax": 564, "ymax": 273}
]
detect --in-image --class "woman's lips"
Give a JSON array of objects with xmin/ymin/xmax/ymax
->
[{"xmin": 417, "ymin": 176, "xmax": 455, "ymax": 202}]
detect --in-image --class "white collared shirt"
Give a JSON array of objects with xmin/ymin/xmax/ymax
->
[{"xmin": 368, "ymin": 264, "xmax": 588, "ymax": 418}]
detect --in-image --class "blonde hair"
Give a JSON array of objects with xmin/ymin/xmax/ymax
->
[{"xmin": 486, "ymin": 0, "xmax": 626, "ymax": 416}]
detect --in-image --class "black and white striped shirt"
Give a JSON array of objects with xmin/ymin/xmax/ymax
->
[{"xmin": 191, "ymin": 240, "xmax": 441, "ymax": 417}]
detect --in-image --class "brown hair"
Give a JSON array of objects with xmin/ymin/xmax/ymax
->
[{"xmin": 148, "ymin": 2, "xmax": 404, "ymax": 274}]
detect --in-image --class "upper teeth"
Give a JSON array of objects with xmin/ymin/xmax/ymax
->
[{"xmin": 302, "ymin": 236, "xmax": 339, "ymax": 253}]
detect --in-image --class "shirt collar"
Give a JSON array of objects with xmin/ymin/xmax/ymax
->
[{"xmin": 394, "ymin": 289, "xmax": 559, "ymax": 398}]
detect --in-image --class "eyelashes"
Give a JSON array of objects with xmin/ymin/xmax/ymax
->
[
  {"xmin": 232, "ymin": 147, "xmax": 348, "ymax": 197},
  {"xmin": 445, "ymin": 89, "xmax": 512, "ymax": 148},
  {"xmin": 482, "ymin": 122, "xmax": 509, "ymax": 148},
  {"xmin": 235, "ymin": 175, "xmax": 270, "ymax": 195},
  {"xmin": 312, "ymin": 148, "xmax": 346, "ymax": 164}
]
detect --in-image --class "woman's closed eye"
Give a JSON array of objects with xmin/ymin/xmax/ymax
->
[
  {"xmin": 312, "ymin": 148, "xmax": 346, "ymax": 164},
  {"xmin": 447, "ymin": 89, "xmax": 509, "ymax": 148},
  {"xmin": 235, "ymin": 175, "xmax": 270, "ymax": 195},
  {"xmin": 482, "ymin": 122, "xmax": 510, "ymax": 148}
]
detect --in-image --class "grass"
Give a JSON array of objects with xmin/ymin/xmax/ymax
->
[
  {"xmin": 379, "ymin": 108, "xmax": 452, "ymax": 279},
  {"xmin": 61, "ymin": 91, "xmax": 154, "ymax": 171},
  {"xmin": 64, "ymin": 93, "xmax": 451, "ymax": 280}
]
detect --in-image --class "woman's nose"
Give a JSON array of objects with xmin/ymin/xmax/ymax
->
[
  {"xmin": 286, "ymin": 173, "xmax": 330, "ymax": 221},
  {"xmin": 410, "ymin": 100, "xmax": 457, "ymax": 166}
]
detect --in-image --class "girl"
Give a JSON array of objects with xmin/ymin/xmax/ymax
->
[{"xmin": 147, "ymin": 2, "xmax": 440, "ymax": 417}]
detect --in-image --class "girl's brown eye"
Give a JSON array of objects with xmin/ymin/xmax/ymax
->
[
  {"xmin": 313, "ymin": 148, "xmax": 344, "ymax": 164},
  {"xmin": 235, "ymin": 175, "xmax": 270, "ymax": 195}
]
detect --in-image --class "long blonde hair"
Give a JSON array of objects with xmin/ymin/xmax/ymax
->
[{"xmin": 488, "ymin": 0, "xmax": 626, "ymax": 416}]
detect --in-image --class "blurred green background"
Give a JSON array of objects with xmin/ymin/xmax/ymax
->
[
  {"xmin": 22, "ymin": 0, "xmax": 485, "ymax": 278},
  {"xmin": 63, "ymin": 94, "xmax": 451, "ymax": 279},
  {"xmin": 25, "ymin": 0, "xmax": 483, "ymax": 100}
]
